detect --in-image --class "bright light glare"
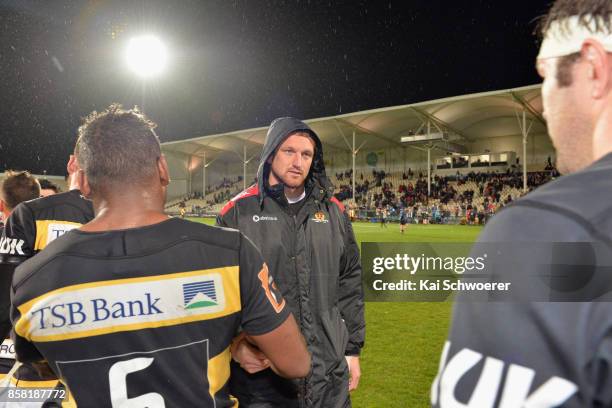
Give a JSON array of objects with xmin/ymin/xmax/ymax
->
[{"xmin": 126, "ymin": 35, "xmax": 168, "ymax": 78}]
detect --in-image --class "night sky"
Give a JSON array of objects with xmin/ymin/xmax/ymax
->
[{"xmin": 1, "ymin": 0, "xmax": 552, "ymax": 175}]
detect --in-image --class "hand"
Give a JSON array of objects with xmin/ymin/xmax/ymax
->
[
  {"xmin": 231, "ymin": 334, "xmax": 271, "ymax": 374},
  {"xmin": 345, "ymin": 356, "xmax": 361, "ymax": 391}
]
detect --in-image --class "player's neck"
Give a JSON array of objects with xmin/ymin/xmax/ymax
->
[
  {"xmin": 82, "ymin": 191, "xmax": 168, "ymax": 232},
  {"xmin": 284, "ymin": 185, "xmax": 305, "ymax": 201},
  {"xmin": 592, "ymin": 105, "xmax": 612, "ymax": 164},
  {"xmin": 67, "ymin": 171, "xmax": 81, "ymax": 191}
]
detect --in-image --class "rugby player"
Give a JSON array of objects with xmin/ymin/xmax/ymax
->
[
  {"xmin": 399, "ymin": 209, "xmax": 409, "ymax": 234},
  {"xmin": 431, "ymin": 0, "xmax": 612, "ymax": 406},
  {"xmin": 0, "ymin": 155, "xmax": 94, "ymax": 390},
  {"xmin": 10, "ymin": 104, "xmax": 310, "ymax": 407},
  {"xmin": 0, "ymin": 171, "xmax": 40, "ymax": 384}
]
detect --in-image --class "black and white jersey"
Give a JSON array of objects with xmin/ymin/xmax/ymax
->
[{"xmin": 11, "ymin": 218, "xmax": 289, "ymax": 407}]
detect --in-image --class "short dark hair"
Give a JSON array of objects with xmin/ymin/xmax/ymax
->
[
  {"xmin": 76, "ymin": 104, "xmax": 161, "ymax": 194},
  {"xmin": 538, "ymin": 0, "xmax": 611, "ymax": 87},
  {"xmin": 1, "ymin": 170, "xmax": 41, "ymax": 211},
  {"xmin": 539, "ymin": 0, "xmax": 611, "ymax": 35},
  {"xmin": 39, "ymin": 179, "xmax": 60, "ymax": 193}
]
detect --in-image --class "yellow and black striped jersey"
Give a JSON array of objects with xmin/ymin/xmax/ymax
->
[
  {"xmin": 11, "ymin": 218, "xmax": 289, "ymax": 407},
  {"xmin": 0, "ymin": 189, "xmax": 94, "ymax": 263},
  {"xmin": 0, "ymin": 189, "xmax": 94, "ymax": 386},
  {"xmin": 0, "ymin": 189, "xmax": 94, "ymax": 340}
]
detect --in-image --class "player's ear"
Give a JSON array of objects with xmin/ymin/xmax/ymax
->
[
  {"xmin": 79, "ymin": 170, "xmax": 91, "ymax": 198},
  {"xmin": 581, "ymin": 39, "xmax": 609, "ymax": 100},
  {"xmin": 158, "ymin": 155, "xmax": 170, "ymax": 187},
  {"xmin": 67, "ymin": 154, "xmax": 78, "ymax": 175}
]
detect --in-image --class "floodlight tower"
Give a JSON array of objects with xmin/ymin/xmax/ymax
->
[
  {"xmin": 126, "ymin": 35, "xmax": 168, "ymax": 78},
  {"xmin": 125, "ymin": 35, "xmax": 168, "ymax": 111}
]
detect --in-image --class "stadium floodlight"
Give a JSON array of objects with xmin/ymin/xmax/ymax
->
[{"xmin": 125, "ymin": 35, "xmax": 168, "ymax": 78}]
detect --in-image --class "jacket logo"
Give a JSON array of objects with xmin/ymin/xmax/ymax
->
[
  {"xmin": 252, "ymin": 215, "xmax": 278, "ymax": 223},
  {"xmin": 0, "ymin": 237, "xmax": 25, "ymax": 255},
  {"xmin": 182, "ymin": 280, "xmax": 218, "ymax": 310},
  {"xmin": 311, "ymin": 212, "xmax": 329, "ymax": 223}
]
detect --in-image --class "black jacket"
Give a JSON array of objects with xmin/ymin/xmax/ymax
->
[{"xmin": 217, "ymin": 117, "xmax": 365, "ymax": 408}]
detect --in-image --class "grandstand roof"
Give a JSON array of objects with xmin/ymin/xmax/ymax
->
[{"xmin": 162, "ymin": 84, "xmax": 544, "ymax": 161}]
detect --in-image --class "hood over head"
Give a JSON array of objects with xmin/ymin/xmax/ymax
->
[{"xmin": 256, "ymin": 117, "xmax": 333, "ymax": 204}]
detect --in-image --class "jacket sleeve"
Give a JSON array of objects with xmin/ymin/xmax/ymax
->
[
  {"xmin": 337, "ymin": 207, "xmax": 365, "ymax": 356},
  {"xmin": 216, "ymin": 200, "xmax": 238, "ymax": 229}
]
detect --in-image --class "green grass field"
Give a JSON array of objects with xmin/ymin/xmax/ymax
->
[{"xmin": 191, "ymin": 218, "xmax": 483, "ymax": 407}]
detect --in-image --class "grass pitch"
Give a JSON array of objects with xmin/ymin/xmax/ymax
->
[{"xmin": 191, "ymin": 217, "xmax": 483, "ymax": 407}]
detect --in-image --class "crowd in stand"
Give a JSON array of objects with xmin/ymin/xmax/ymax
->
[
  {"xmin": 333, "ymin": 165, "xmax": 559, "ymax": 225},
  {"xmin": 168, "ymin": 176, "xmax": 245, "ymax": 212},
  {"xmin": 167, "ymin": 162, "xmax": 560, "ymax": 225},
  {"xmin": 205, "ymin": 176, "xmax": 243, "ymax": 196}
]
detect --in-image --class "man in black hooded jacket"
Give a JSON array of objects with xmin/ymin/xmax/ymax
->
[{"xmin": 217, "ymin": 117, "xmax": 365, "ymax": 408}]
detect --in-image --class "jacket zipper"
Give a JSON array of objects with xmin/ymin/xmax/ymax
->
[
  {"xmin": 292, "ymin": 214, "xmax": 303, "ymax": 327},
  {"xmin": 292, "ymin": 213, "xmax": 308, "ymax": 408}
]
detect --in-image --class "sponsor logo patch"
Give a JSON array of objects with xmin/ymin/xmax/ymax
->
[
  {"xmin": 0, "ymin": 237, "xmax": 25, "ymax": 255},
  {"xmin": 16, "ymin": 269, "xmax": 237, "ymax": 342},
  {"xmin": 257, "ymin": 263, "xmax": 285, "ymax": 314},
  {"xmin": 252, "ymin": 215, "xmax": 278, "ymax": 223},
  {"xmin": 46, "ymin": 223, "xmax": 79, "ymax": 245},
  {"xmin": 311, "ymin": 211, "xmax": 329, "ymax": 223},
  {"xmin": 182, "ymin": 280, "xmax": 218, "ymax": 310},
  {"xmin": 0, "ymin": 339, "xmax": 15, "ymax": 359}
]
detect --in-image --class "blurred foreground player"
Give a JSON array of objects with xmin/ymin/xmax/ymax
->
[
  {"xmin": 0, "ymin": 171, "xmax": 40, "ymax": 383},
  {"xmin": 432, "ymin": 1, "xmax": 612, "ymax": 407},
  {"xmin": 0, "ymin": 152, "xmax": 94, "ymax": 390},
  {"xmin": 10, "ymin": 105, "xmax": 310, "ymax": 407}
]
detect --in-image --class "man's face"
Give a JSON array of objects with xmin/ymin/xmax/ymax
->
[
  {"xmin": 268, "ymin": 132, "xmax": 315, "ymax": 189},
  {"xmin": 537, "ymin": 56, "xmax": 593, "ymax": 174}
]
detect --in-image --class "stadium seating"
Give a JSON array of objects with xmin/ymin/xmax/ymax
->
[
  {"xmin": 165, "ymin": 177, "xmax": 245, "ymax": 215},
  {"xmin": 328, "ymin": 168, "xmax": 558, "ymax": 223}
]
